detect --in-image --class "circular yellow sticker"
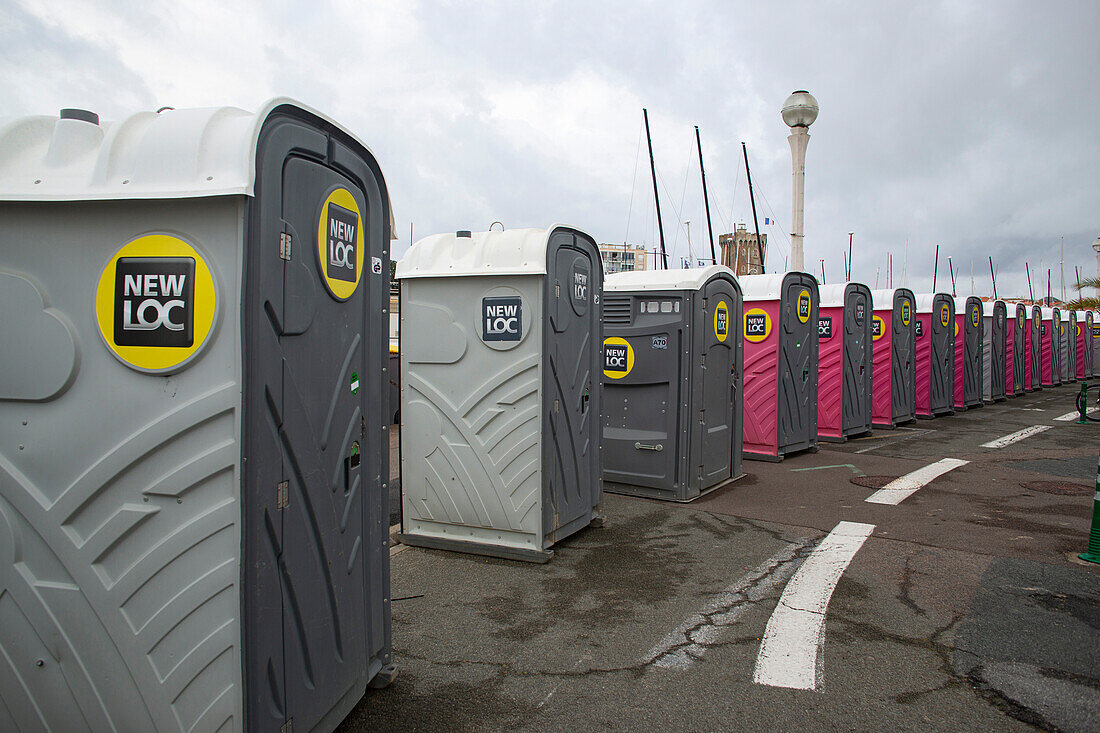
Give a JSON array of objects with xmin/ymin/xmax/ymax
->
[
  {"xmin": 603, "ymin": 337, "xmax": 634, "ymax": 379},
  {"xmin": 714, "ymin": 300, "xmax": 729, "ymax": 342},
  {"xmin": 797, "ymin": 289, "xmax": 811, "ymax": 323},
  {"xmin": 901, "ymin": 300, "xmax": 911, "ymax": 326},
  {"xmin": 872, "ymin": 315, "xmax": 886, "ymax": 341},
  {"xmin": 316, "ymin": 187, "xmax": 364, "ymax": 301},
  {"xmin": 744, "ymin": 308, "xmax": 772, "ymax": 343},
  {"xmin": 971, "ymin": 306, "xmax": 980, "ymax": 328},
  {"xmin": 954, "ymin": 320, "xmax": 959, "ymax": 338},
  {"xmin": 940, "ymin": 303, "xmax": 951, "ymax": 328},
  {"xmin": 95, "ymin": 233, "xmax": 217, "ymax": 374}
]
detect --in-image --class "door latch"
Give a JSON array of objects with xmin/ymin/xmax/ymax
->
[{"xmin": 634, "ymin": 442, "xmax": 663, "ymax": 452}]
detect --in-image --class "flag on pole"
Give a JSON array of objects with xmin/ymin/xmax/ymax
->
[{"xmin": 764, "ymin": 217, "xmax": 772, "ymax": 225}]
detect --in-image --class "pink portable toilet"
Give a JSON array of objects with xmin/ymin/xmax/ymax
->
[
  {"xmin": 869, "ymin": 288, "xmax": 916, "ymax": 428},
  {"xmin": 1075, "ymin": 310, "xmax": 1091, "ymax": 379},
  {"xmin": 1039, "ymin": 307, "xmax": 1062, "ymax": 386},
  {"xmin": 915, "ymin": 293, "xmax": 955, "ymax": 417},
  {"xmin": 740, "ymin": 272, "xmax": 819, "ymax": 461},
  {"xmin": 1063, "ymin": 311, "xmax": 1077, "ymax": 384},
  {"xmin": 952, "ymin": 296, "xmax": 984, "ymax": 410},
  {"xmin": 816, "ymin": 283, "xmax": 873, "ymax": 442}
]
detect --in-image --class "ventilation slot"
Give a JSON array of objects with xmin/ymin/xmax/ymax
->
[{"xmin": 602, "ymin": 296, "xmax": 632, "ymax": 326}]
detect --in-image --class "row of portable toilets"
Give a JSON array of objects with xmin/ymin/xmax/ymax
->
[{"xmin": 2, "ymin": 100, "xmax": 1098, "ymax": 733}]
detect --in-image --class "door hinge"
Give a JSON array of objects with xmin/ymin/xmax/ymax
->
[
  {"xmin": 279, "ymin": 232, "xmax": 292, "ymax": 261},
  {"xmin": 276, "ymin": 480, "xmax": 289, "ymax": 509},
  {"xmin": 280, "ymin": 720, "xmax": 293, "ymax": 733}
]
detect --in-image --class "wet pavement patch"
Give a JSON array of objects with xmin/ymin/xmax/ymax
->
[
  {"xmin": 1019, "ymin": 480, "xmax": 1093, "ymax": 496},
  {"xmin": 1009, "ymin": 455, "xmax": 1098, "ymax": 483}
]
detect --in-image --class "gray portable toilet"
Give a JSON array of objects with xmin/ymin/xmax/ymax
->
[
  {"xmin": 915, "ymin": 293, "xmax": 955, "ymax": 417},
  {"xmin": 1063, "ymin": 310, "xmax": 1077, "ymax": 383},
  {"xmin": 1030, "ymin": 305, "xmax": 1044, "ymax": 390},
  {"xmin": 869, "ymin": 288, "xmax": 917, "ymax": 428},
  {"xmin": 396, "ymin": 226, "xmax": 602, "ymax": 562},
  {"xmin": 600, "ymin": 265, "xmax": 743, "ymax": 501},
  {"xmin": 739, "ymin": 273, "xmax": 819, "ymax": 460},
  {"xmin": 983, "ymin": 300, "xmax": 1006, "ymax": 402},
  {"xmin": 1083, "ymin": 310, "xmax": 1095, "ymax": 378},
  {"xmin": 816, "ymin": 282, "xmax": 873, "ymax": 442},
  {"xmin": 0, "ymin": 101, "xmax": 394, "ymax": 732}
]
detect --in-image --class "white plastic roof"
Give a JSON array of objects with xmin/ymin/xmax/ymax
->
[
  {"xmin": 738, "ymin": 272, "xmax": 814, "ymax": 301},
  {"xmin": 396, "ymin": 226, "xmax": 574, "ymax": 279},
  {"xmin": 1039, "ymin": 307, "xmax": 1060, "ymax": 320},
  {"xmin": 914, "ymin": 293, "xmax": 950, "ymax": 313},
  {"xmin": 0, "ymin": 99, "xmax": 392, "ymax": 219},
  {"xmin": 604, "ymin": 264, "xmax": 734, "ymax": 292},
  {"xmin": 869, "ymin": 288, "xmax": 913, "ymax": 311},
  {"xmin": 817, "ymin": 282, "xmax": 870, "ymax": 309}
]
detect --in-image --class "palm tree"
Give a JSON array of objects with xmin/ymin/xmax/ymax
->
[{"xmin": 1066, "ymin": 276, "xmax": 1100, "ymax": 310}]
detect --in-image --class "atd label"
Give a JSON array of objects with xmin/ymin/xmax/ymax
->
[
  {"xmin": 317, "ymin": 187, "xmax": 364, "ymax": 300},
  {"xmin": 871, "ymin": 315, "xmax": 885, "ymax": 341},
  {"xmin": 95, "ymin": 234, "xmax": 216, "ymax": 374},
  {"xmin": 714, "ymin": 300, "xmax": 729, "ymax": 342},
  {"xmin": 603, "ymin": 337, "xmax": 635, "ymax": 379},
  {"xmin": 797, "ymin": 289, "xmax": 811, "ymax": 323},
  {"xmin": 744, "ymin": 308, "xmax": 772, "ymax": 343}
]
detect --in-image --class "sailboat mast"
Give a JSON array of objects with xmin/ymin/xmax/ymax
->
[
  {"xmin": 643, "ymin": 108, "xmax": 668, "ymax": 270},
  {"xmin": 695, "ymin": 126, "xmax": 717, "ymax": 265},
  {"xmin": 742, "ymin": 142, "xmax": 765, "ymax": 273}
]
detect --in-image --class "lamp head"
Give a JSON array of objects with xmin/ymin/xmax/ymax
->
[{"xmin": 782, "ymin": 90, "xmax": 819, "ymax": 128}]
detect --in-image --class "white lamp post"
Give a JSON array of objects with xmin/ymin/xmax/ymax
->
[{"xmin": 782, "ymin": 90, "xmax": 819, "ymax": 273}]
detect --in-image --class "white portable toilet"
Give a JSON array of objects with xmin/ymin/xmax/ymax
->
[
  {"xmin": 396, "ymin": 226, "xmax": 603, "ymax": 562},
  {"xmin": 0, "ymin": 101, "xmax": 396, "ymax": 732}
]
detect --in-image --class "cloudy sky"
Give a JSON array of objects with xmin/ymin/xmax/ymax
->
[{"xmin": 3, "ymin": 0, "xmax": 1098, "ymax": 299}]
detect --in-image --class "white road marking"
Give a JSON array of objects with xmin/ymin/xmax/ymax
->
[
  {"xmin": 864, "ymin": 458, "xmax": 969, "ymax": 505},
  {"xmin": 1054, "ymin": 407, "xmax": 1098, "ymax": 421},
  {"xmin": 645, "ymin": 544, "xmax": 805, "ymax": 670},
  {"xmin": 981, "ymin": 425, "xmax": 1053, "ymax": 448},
  {"xmin": 752, "ymin": 521, "xmax": 875, "ymax": 690}
]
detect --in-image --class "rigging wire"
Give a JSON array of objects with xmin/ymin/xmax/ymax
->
[{"xmin": 623, "ymin": 116, "xmax": 644, "ymax": 245}]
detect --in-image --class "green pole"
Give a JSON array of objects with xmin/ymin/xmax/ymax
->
[
  {"xmin": 1078, "ymin": 382, "xmax": 1089, "ymax": 424},
  {"xmin": 1080, "ymin": 451, "xmax": 1100, "ymax": 564}
]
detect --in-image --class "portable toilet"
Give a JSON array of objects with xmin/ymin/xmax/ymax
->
[
  {"xmin": 0, "ymin": 101, "xmax": 395, "ymax": 732},
  {"xmin": 869, "ymin": 288, "xmax": 917, "ymax": 428},
  {"xmin": 816, "ymin": 283, "xmax": 873, "ymax": 441},
  {"xmin": 1040, "ymin": 307, "xmax": 1062, "ymax": 387},
  {"xmin": 915, "ymin": 293, "xmax": 955, "ymax": 417},
  {"xmin": 983, "ymin": 300, "xmax": 1007, "ymax": 402},
  {"xmin": 1063, "ymin": 311, "xmax": 1077, "ymax": 384},
  {"xmin": 952, "ymin": 296, "xmax": 984, "ymax": 410},
  {"xmin": 1030, "ymin": 305, "xmax": 1044, "ymax": 391},
  {"xmin": 1081, "ymin": 310, "xmax": 1095, "ymax": 378},
  {"xmin": 1009, "ymin": 303, "xmax": 1026, "ymax": 395},
  {"xmin": 1093, "ymin": 311, "xmax": 1100, "ymax": 375},
  {"xmin": 396, "ymin": 226, "xmax": 603, "ymax": 562},
  {"xmin": 739, "ymin": 272, "xmax": 819, "ymax": 460},
  {"xmin": 600, "ymin": 265, "xmax": 743, "ymax": 501}
]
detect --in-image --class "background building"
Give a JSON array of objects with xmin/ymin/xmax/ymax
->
[
  {"xmin": 599, "ymin": 243, "xmax": 649, "ymax": 273},
  {"xmin": 720, "ymin": 223, "xmax": 767, "ymax": 276}
]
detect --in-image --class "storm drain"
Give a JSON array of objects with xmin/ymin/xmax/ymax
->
[
  {"xmin": 850, "ymin": 475, "xmax": 898, "ymax": 489},
  {"xmin": 1019, "ymin": 480, "xmax": 1093, "ymax": 496}
]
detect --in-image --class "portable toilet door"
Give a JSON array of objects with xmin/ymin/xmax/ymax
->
[
  {"xmin": 0, "ymin": 101, "xmax": 394, "ymax": 733},
  {"xmin": 1040, "ymin": 307, "xmax": 1061, "ymax": 386},
  {"xmin": 1010, "ymin": 303, "xmax": 1026, "ymax": 395},
  {"xmin": 870, "ymin": 288, "xmax": 916, "ymax": 428},
  {"xmin": 396, "ymin": 226, "xmax": 602, "ymax": 562},
  {"xmin": 1092, "ymin": 311, "xmax": 1100, "ymax": 375},
  {"xmin": 1063, "ymin": 311, "xmax": 1078, "ymax": 383},
  {"xmin": 953, "ymin": 296, "xmax": 984, "ymax": 410},
  {"xmin": 983, "ymin": 300, "xmax": 1007, "ymax": 402},
  {"xmin": 1030, "ymin": 305, "xmax": 1044, "ymax": 390},
  {"xmin": 1082, "ymin": 311, "xmax": 1095, "ymax": 378},
  {"xmin": 740, "ymin": 273, "xmax": 819, "ymax": 460},
  {"xmin": 816, "ymin": 283, "xmax": 873, "ymax": 441},
  {"xmin": 600, "ymin": 265, "xmax": 743, "ymax": 501},
  {"xmin": 915, "ymin": 294, "xmax": 955, "ymax": 417}
]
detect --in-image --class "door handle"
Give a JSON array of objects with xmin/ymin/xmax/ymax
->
[{"xmin": 634, "ymin": 442, "xmax": 664, "ymax": 452}]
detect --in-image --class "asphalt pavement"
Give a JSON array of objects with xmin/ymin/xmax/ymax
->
[{"xmin": 351, "ymin": 383, "xmax": 1098, "ymax": 732}]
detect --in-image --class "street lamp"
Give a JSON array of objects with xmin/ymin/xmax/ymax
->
[
  {"xmin": 1093, "ymin": 236, "xmax": 1100, "ymax": 298},
  {"xmin": 782, "ymin": 90, "xmax": 819, "ymax": 273}
]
